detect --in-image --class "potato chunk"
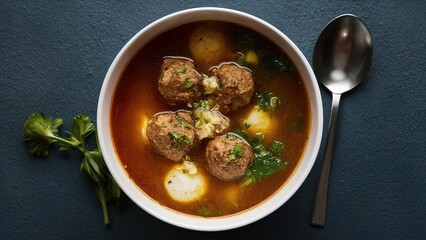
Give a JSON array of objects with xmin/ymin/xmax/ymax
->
[{"xmin": 189, "ymin": 24, "xmax": 231, "ymax": 71}]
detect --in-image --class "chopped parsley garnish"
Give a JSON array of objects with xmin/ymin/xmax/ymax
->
[
  {"xmin": 232, "ymin": 128, "xmax": 287, "ymax": 187},
  {"xmin": 255, "ymin": 92, "xmax": 280, "ymax": 112},
  {"xmin": 184, "ymin": 78, "xmax": 193, "ymax": 89},
  {"xmin": 290, "ymin": 120, "xmax": 304, "ymax": 132},
  {"xmin": 174, "ymin": 67, "xmax": 188, "ymax": 74},
  {"xmin": 228, "ymin": 145, "xmax": 243, "ymax": 161},
  {"xmin": 235, "ymin": 31, "xmax": 295, "ymax": 74},
  {"xmin": 233, "ymin": 128, "xmax": 248, "ymax": 141},
  {"xmin": 176, "ymin": 116, "xmax": 192, "ymax": 128},
  {"xmin": 236, "ymin": 53, "xmax": 248, "ymax": 67},
  {"xmin": 270, "ymin": 141, "xmax": 285, "ymax": 156},
  {"xmin": 243, "ymin": 122, "xmax": 251, "ymax": 129},
  {"xmin": 226, "ymin": 134, "xmax": 237, "ymax": 140},
  {"xmin": 191, "ymin": 99, "xmax": 212, "ymax": 110},
  {"xmin": 168, "ymin": 131, "xmax": 191, "ymax": 148},
  {"xmin": 195, "ymin": 206, "xmax": 221, "ymax": 217},
  {"xmin": 192, "ymin": 86, "xmax": 199, "ymax": 94},
  {"xmin": 263, "ymin": 54, "xmax": 295, "ymax": 74},
  {"xmin": 217, "ymin": 79, "xmax": 223, "ymax": 89}
]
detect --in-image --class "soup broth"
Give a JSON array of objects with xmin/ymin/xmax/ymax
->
[{"xmin": 110, "ymin": 21, "xmax": 310, "ymax": 217}]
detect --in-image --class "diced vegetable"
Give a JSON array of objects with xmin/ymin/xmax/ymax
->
[
  {"xmin": 191, "ymin": 99, "xmax": 213, "ymax": 110},
  {"xmin": 202, "ymin": 76, "xmax": 219, "ymax": 94},
  {"xmin": 192, "ymin": 107, "xmax": 229, "ymax": 140},
  {"xmin": 245, "ymin": 50, "xmax": 258, "ymax": 65}
]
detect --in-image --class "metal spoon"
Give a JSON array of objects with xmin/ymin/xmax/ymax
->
[{"xmin": 311, "ymin": 14, "xmax": 373, "ymax": 226}]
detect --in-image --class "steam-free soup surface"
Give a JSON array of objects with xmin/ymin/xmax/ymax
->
[{"xmin": 111, "ymin": 21, "xmax": 310, "ymax": 217}]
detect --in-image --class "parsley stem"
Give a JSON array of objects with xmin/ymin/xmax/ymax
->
[
  {"xmin": 97, "ymin": 182, "xmax": 110, "ymax": 225},
  {"xmin": 49, "ymin": 135, "xmax": 86, "ymax": 153}
]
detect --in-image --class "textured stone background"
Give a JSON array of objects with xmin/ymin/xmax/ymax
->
[{"xmin": 1, "ymin": 1, "xmax": 425, "ymax": 239}]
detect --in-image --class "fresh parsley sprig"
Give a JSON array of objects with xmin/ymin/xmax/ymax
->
[{"xmin": 23, "ymin": 112, "xmax": 126, "ymax": 225}]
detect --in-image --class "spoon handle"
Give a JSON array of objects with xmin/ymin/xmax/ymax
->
[{"xmin": 311, "ymin": 92, "xmax": 342, "ymax": 226}]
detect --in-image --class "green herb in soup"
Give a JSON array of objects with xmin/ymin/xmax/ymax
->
[
  {"xmin": 235, "ymin": 30, "xmax": 295, "ymax": 74},
  {"xmin": 110, "ymin": 20, "xmax": 310, "ymax": 217},
  {"xmin": 233, "ymin": 129, "xmax": 287, "ymax": 187},
  {"xmin": 255, "ymin": 92, "xmax": 281, "ymax": 112}
]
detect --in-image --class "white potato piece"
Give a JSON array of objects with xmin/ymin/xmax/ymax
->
[
  {"xmin": 189, "ymin": 25, "xmax": 231, "ymax": 69},
  {"xmin": 245, "ymin": 108, "xmax": 277, "ymax": 136},
  {"xmin": 164, "ymin": 161, "xmax": 206, "ymax": 202}
]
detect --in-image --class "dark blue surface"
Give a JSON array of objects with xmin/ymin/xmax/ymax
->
[{"xmin": 1, "ymin": 1, "xmax": 425, "ymax": 239}]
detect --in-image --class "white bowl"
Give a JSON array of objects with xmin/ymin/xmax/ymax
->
[{"xmin": 97, "ymin": 7, "xmax": 323, "ymax": 231}]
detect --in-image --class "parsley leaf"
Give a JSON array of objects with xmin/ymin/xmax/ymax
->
[
  {"xmin": 231, "ymin": 128, "xmax": 287, "ymax": 187},
  {"xmin": 255, "ymin": 92, "xmax": 280, "ymax": 112},
  {"xmin": 184, "ymin": 78, "xmax": 193, "ymax": 89},
  {"xmin": 174, "ymin": 67, "xmax": 188, "ymax": 74},
  {"xmin": 263, "ymin": 54, "xmax": 295, "ymax": 74},
  {"xmin": 168, "ymin": 131, "xmax": 191, "ymax": 147},
  {"xmin": 195, "ymin": 206, "xmax": 221, "ymax": 217},
  {"xmin": 22, "ymin": 112, "xmax": 126, "ymax": 225},
  {"xmin": 226, "ymin": 134, "xmax": 237, "ymax": 140},
  {"xmin": 176, "ymin": 116, "xmax": 192, "ymax": 128},
  {"xmin": 235, "ymin": 31, "xmax": 295, "ymax": 74},
  {"xmin": 290, "ymin": 120, "xmax": 304, "ymax": 132},
  {"xmin": 270, "ymin": 141, "xmax": 285, "ymax": 156},
  {"xmin": 60, "ymin": 115, "xmax": 95, "ymax": 154},
  {"xmin": 23, "ymin": 113, "xmax": 63, "ymax": 157},
  {"xmin": 233, "ymin": 128, "xmax": 248, "ymax": 141},
  {"xmin": 191, "ymin": 99, "xmax": 213, "ymax": 110},
  {"xmin": 228, "ymin": 145, "xmax": 243, "ymax": 161}
]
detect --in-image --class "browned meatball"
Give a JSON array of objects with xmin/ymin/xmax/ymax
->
[
  {"xmin": 146, "ymin": 111, "xmax": 196, "ymax": 161},
  {"xmin": 206, "ymin": 134, "xmax": 255, "ymax": 181},
  {"xmin": 158, "ymin": 57, "xmax": 202, "ymax": 105},
  {"xmin": 210, "ymin": 63, "xmax": 254, "ymax": 113}
]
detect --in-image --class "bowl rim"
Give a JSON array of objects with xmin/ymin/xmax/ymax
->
[{"xmin": 97, "ymin": 7, "xmax": 323, "ymax": 231}]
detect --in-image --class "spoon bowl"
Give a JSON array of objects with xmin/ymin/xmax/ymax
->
[
  {"xmin": 313, "ymin": 14, "xmax": 372, "ymax": 93},
  {"xmin": 311, "ymin": 14, "xmax": 372, "ymax": 226}
]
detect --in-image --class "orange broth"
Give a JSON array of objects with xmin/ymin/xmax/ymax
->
[{"xmin": 110, "ymin": 21, "xmax": 310, "ymax": 216}]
